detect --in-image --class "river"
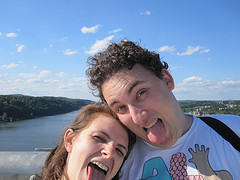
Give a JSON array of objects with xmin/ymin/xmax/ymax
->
[{"xmin": 0, "ymin": 110, "xmax": 79, "ymax": 151}]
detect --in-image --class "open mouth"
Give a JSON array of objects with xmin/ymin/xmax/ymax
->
[
  {"xmin": 87, "ymin": 161, "xmax": 108, "ymax": 180},
  {"xmin": 144, "ymin": 118, "xmax": 162, "ymax": 131},
  {"xmin": 91, "ymin": 161, "xmax": 108, "ymax": 174}
]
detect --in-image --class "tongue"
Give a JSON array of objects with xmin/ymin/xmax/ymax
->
[
  {"xmin": 87, "ymin": 164, "xmax": 106, "ymax": 180},
  {"xmin": 147, "ymin": 119, "xmax": 166, "ymax": 144}
]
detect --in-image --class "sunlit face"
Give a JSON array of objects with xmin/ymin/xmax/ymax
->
[
  {"xmin": 64, "ymin": 113, "xmax": 129, "ymax": 180},
  {"xmin": 102, "ymin": 64, "xmax": 190, "ymax": 148}
]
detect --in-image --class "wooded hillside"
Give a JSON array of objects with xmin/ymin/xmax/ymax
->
[
  {"xmin": 179, "ymin": 100, "xmax": 240, "ymax": 116},
  {"xmin": 0, "ymin": 95, "xmax": 92, "ymax": 122}
]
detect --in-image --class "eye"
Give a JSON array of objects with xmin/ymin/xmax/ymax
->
[
  {"xmin": 93, "ymin": 136, "xmax": 106, "ymax": 143},
  {"xmin": 116, "ymin": 148, "xmax": 124, "ymax": 157},
  {"xmin": 137, "ymin": 89, "xmax": 146, "ymax": 98},
  {"xmin": 116, "ymin": 105, "xmax": 126, "ymax": 114}
]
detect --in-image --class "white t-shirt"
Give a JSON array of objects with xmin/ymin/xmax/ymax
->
[{"xmin": 119, "ymin": 114, "xmax": 240, "ymax": 180}]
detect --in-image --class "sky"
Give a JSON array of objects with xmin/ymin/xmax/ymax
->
[{"xmin": 0, "ymin": 0, "xmax": 240, "ymax": 101}]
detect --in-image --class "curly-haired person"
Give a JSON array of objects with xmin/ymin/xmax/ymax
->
[{"xmin": 86, "ymin": 40, "xmax": 240, "ymax": 180}]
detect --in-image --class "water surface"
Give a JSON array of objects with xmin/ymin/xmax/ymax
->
[{"xmin": 0, "ymin": 111, "xmax": 79, "ymax": 151}]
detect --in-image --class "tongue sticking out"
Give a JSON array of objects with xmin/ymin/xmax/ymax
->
[
  {"xmin": 87, "ymin": 163, "xmax": 106, "ymax": 180},
  {"xmin": 147, "ymin": 119, "xmax": 166, "ymax": 144}
]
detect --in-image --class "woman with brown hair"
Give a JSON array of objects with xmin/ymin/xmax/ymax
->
[{"xmin": 35, "ymin": 103, "xmax": 135, "ymax": 180}]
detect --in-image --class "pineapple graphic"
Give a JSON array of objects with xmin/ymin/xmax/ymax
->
[
  {"xmin": 140, "ymin": 144, "xmax": 232, "ymax": 180},
  {"xmin": 169, "ymin": 144, "xmax": 232, "ymax": 180},
  {"xmin": 169, "ymin": 152, "xmax": 188, "ymax": 180}
]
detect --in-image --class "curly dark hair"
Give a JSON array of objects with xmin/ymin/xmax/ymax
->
[{"xmin": 86, "ymin": 39, "xmax": 168, "ymax": 102}]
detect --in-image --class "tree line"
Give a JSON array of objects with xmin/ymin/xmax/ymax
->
[
  {"xmin": 1, "ymin": 96, "xmax": 239, "ymax": 122},
  {"xmin": 178, "ymin": 100, "xmax": 240, "ymax": 116},
  {"xmin": 0, "ymin": 95, "xmax": 92, "ymax": 122}
]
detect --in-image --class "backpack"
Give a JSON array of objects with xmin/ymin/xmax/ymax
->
[{"xmin": 199, "ymin": 116, "xmax": 240, "ymax": 153}]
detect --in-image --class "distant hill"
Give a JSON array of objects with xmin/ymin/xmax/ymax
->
[
  {"xmin": 9, "ymin": 94, "xmax": 27, "ymax": 96},
  {"xmin": 178, "ymin": 100, "xmax": 240, "ymax": 116},
  {"xmin": 7, "ymin": 94, "xmax": 28, "ymax": 96},
  {"xmin": 0, "ymin": 95, "xmax": 93, "ymax": 122}
]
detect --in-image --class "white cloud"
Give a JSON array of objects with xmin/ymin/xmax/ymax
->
[
  {"xmin": 0, "ymin": 73, "xmax": 97, "ymax": 100},
  {"xmin": 44, "ymin": 79, "xmax": 60, "ymax": 83},
  {"xmin": 145, "ymin": 11, "xmax": 151, "ymax": 15},
  {"xmin": 0, "ymin": 32, "xmax": 2, "ymax": 36},
  {"xmin": 63, "ymin": 49, "xmax": 78, "ymax": 55},
  {"xmin": 174, "ymin": 76, "xmax": 213, "ymax": 93},
  {"xmin": 39, "ymin": 70, "xmax": 52, "ymax": 77},
  {"xmin": 141, "ymin": 10, "xmax": 151, "ymax": 15},
  {"xmin": 6, "ymin": 33, "xmax": 17, "ymax": 38},
  {"xmin": 56, "ymin": 72, "xmax": 66, "ymax": 78},
  {"xmin": 183, "ymin": 76, "xmax": 203, "ymax": 83},
  {"xmin": 70, "ymin": 77, "xmax": 87, "ymax": 82},
  {"xmin": 18, "ymin": 70, "xmax": 51, "ymax": 79},
  {"xmin": 177, "ymin": 46, "xmax": 210, "ymax": 56},
  {"xmin": 0, "ymin": 63, "xmax": 18, "ymax": 69},
  {"xmin": 85, "ymin": 35, "xmax": 115, "ymax": 54},
  {"xmin": 173, "ymin": 76, "xmax": 217, "ymax": 100},
  {"xmin": 81, "ymin": 24, "xmax": 101, "ymax": 34},
  {"xmin": 175, "ymin": 79, "xmax": 240, "ymax": 100},
  {"xmin": 218, "ymin": 80, "xmax": 240, "ymax": 87},
  {"xmin": 14, "ymin": 79, "xmax": 23, "ymax": 83},
  {"xmin": 17, "ymin": 44, "xmax": 25, "ymax": 52},
  {"xmin": 18, "ymin": 73, "xmax": 36, "ymax": 78},
  {"xmin": 170, "ymin": 66, "xmax": 183, "ymax": 71},
  {"xmin": 158, "ymin": 45, "xmax": 176, "ymax": 53},
  {"xmin": 109, "ymin": 28, "xmax": 122, "ymax": 34},
  {"xmin": 200, "ymin": 49, "xmax": 210, "ymax": 54},
  {"xmin": 59, "ymin": 37, "xmax": 68, "ymax": 41},
  {"xmin": 177, "ymin": 46, "xmax": 201, "ymax": 56},
  {"xmin": 27, "ymin": 78, "xmax": 42, "ymax": 83}
]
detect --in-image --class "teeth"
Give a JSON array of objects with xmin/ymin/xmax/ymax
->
[
  {"xmin": 92, "ymin": 161, "xmax": 108, "ymax": 172},
  {"xmin": 145, "ymin": 119, "xmax": 158, "ymax": 129}
]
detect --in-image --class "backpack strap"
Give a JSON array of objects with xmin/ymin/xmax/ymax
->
[{"xmin": 199, "ymin": 116, "xmax": 240, "ymax": 153}]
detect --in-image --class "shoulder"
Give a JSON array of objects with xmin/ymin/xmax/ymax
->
[{"xmin": 200, "ymin": 114, "xmax": 240, "ymax": 136}]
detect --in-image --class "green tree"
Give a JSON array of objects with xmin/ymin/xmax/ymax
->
[{"xmin": 2, "ymin": 112, "xmax": 8, "ymax": 122}]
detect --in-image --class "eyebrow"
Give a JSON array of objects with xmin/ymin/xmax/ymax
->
[
  {"xmin": 109, "ymin": 80, "xmax": 146, "ymax": 108},
  {"xmin": 128, "ymin": 80, "xmax": 146, "ymax": 95},
  {"xmin": 101, "ymin": 131, "xmax": 128, "ymax": 153}
]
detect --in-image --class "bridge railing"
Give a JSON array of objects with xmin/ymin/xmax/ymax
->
[{"xmin": 0, "ymin": 151, "xmax": 49, "ymax": 180}]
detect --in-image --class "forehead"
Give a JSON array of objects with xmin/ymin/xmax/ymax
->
[
  {"xmin": 102, "ymin": 64, "xmax": 154, "ymax": 98},
  {"xmin": 88, "ymin": 113, "xmax": 128, "ymax": 144},
  {"xmin": 89, "ymin": 113, "xmax": 116, "ymax": 127},
  {"xmin": 104, "ymin": 65, "xmax": 152, "ymax": 87},
  {"xmin": 88, "ymin": 113, "xmax": 127, "ymax": 135},
  {"xmin": 118, "ymin": 64, "xmax": 153, "ymax": 78}
]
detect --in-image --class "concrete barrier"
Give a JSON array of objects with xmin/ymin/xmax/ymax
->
[{"xmin": 0, "ymin": 151, "xmax": 49, "ymax": 180}]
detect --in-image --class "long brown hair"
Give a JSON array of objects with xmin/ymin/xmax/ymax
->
[{"xmin": 37, "ymin": 103, "xmax": 135, "ymax": 180}]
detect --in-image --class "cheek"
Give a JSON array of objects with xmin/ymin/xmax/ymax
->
[
  {"xmin": 118, "ymin": 115, "xmax": 139, "ymax": 133},
  {"xmin": 118, "ymin": 114, "xmax": 131, "ymax": 125},
  {"xmin": 111, "ymin": 158, "xmax": 124, "ymax": 177}
]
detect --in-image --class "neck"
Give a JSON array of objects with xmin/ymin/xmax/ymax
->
[{"xmin": 182, "ymin": 114, "xmax": 193, "ymax": 136}]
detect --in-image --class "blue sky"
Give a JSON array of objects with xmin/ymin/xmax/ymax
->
[{"xmin": 1, "ymin": 0, "xmax": 240, "ymax": 101}]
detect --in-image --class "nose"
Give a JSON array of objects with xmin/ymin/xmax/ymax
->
[
  {"xmin": 128, "ymin": 105, "xmax": 147, "ymax": 126},
  {"xmin": 101, "ymin": 143, "xmax": 115, "ymax": 159}
]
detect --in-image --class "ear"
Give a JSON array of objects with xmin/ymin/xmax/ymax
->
[
  {"xmin": 64, "ymin": 129, "xmax": 74, "ymax": 153},
  {"xmin": 161, "ymin": 69, "xmax": 175, "ymax": 90}
]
